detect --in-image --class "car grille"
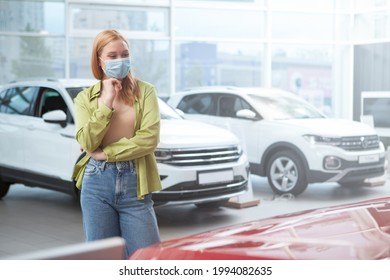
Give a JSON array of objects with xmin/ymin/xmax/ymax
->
[
  {"xmin": 338, "ymin": 135, "xmax": 380, "ymax": 151},
  {"xmin": 155, "ymin": 145, "xmax": 242, "ymax": 166}
]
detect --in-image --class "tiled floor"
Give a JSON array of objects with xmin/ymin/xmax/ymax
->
[{"xmin": 1, "ymin": 174, "xmax": 390, "ymax": 259}]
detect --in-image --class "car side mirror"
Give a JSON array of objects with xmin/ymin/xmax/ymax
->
[
  {"xmin": 236, "ymin": 109, "xmax": 257, "ymax": 120},
  {"xmin": 42, "ymin": 110, "xmax": 67, "ymax": 128}
]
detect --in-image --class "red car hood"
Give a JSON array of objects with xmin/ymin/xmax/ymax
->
[{"xmin": 130, "ymin": 197, "xmax": 390, "ymax": 260}]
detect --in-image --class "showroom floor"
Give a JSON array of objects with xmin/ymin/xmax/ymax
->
[{"xmin": 1, "ymin": 174, "xmax": 390, "ymax": 259}]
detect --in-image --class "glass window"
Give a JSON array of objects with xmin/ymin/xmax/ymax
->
[
  {"xmin": 272, "ymin": 12, "xmax": 334, "ymax": 41},
  {"xmin": 40, "ymin": 89, "xmax": 63, "ymax": 114},
  {"xmin": 38, "ymin": 88, "xmax": 73, "ymax": 122},
  {"xmin": 217, "ymin": 95, "xmax": 253, "ymax": 117},
  {"xmin": 334, "ymin": 15, "xmax": 351, "ymax": 40},
  {"xmin": 233, "ymin": 95, "xmax": 252, "ymax": 111},
  {"xmin": 177, "ymin": 0, "xmax": 262, "ymax": 3},
  {"xmin": 271, "ymin": 44, "xmax": 333, "ymax": 116},
  {"xmin": 0, "ymin": 88, "xmax": 8, "ymax": 113},
  {"xmin": 68, "ymin": 37, "xmax": 94, "ymax": 80},
  {"xmin": 176, "ymin": 41, "xmax": 263, "ymax": 90},
  {"xmin": 178, "ymin": 94, "xmax": 216, "ymax": 115},
  {"xmin": 335, "ymin": 0, "xmax": 353, "ymax": 11},
  {"xmin": 1, "ymin": 86, "xmax": 38, "ymax": 115},
  {"xmin": 354, "ymin": 0, "xmax": 390, "ymax": 10},
  {"xmin": 248, "ymin": 92, "xmax": 324, "ymax": 120},
  {"xmin": 158, "ymin": 99, "xmax": 182, "ymax": 120},
  {"xmin": 354, "ymin": 12, "xmax": 390, "ymax": 40},
  {"xmin": 69, "ymin": 38, "xmax": 171, "ymax": 97},
  {"xmin": 69, "ymin": 4, "xmax": 169, "ymax": 36},
  {"xmin": 0, "ymin": 0, "xmax": 65, "ymax": 34},
  {"xmin": 131, "ymin": 40, "xmax": 170, "ymax": 97},
  {"xmin": 66, "ymin": 87, "xmax": 91, "ymax": 100},
  {"xmin": 175, "ymin": 8, "xmax": 265, "ymax": 39},
  {"xmin": 270, "ymin": 0, "xmax": 335, "ymax": 11},
  {"xmin": 218, "ymin": 95, "xmax": 237, "ymax": 117},
  {"xmin": 0, "ymin": 35, "xmax": 65, "ymax": 83}
]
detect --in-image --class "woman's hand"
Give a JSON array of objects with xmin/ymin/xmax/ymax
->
[
  {"xmin": 88, "ymin": 148, "xmax": 107, "ymax": 161},
  {"xmin": 101, "ymin": 78, "xmax": 122, "ymax": 108}
]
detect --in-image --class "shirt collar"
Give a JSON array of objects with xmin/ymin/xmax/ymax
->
[
  {"xmin": 87, "ymin": 80, "xmax": 139, "ymax": 103},
  {"xmin": 88, "ymin": 81, "xmax": 101, "ymax": 101}
]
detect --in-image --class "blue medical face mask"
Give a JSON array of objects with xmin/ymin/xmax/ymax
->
[{"xmin": 101, "ymin": 57, "xmax": 131, "ymax": 79}]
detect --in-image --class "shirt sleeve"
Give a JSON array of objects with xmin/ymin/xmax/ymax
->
[
  {"xmin": 102, "ymin": 85, "xmax": 160, "ymax": 162},
  {"xmin": 74, "ymin": 91, "xmax": 113, "ymax": 152}
]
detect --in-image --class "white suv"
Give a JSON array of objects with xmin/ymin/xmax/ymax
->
[
  {"xmin": 168, "ymin": 86, "xmax": 386, "ymax": 196},
  {"xmin": 0, "ymin": 80, "xmax": 249, "ymax": 207}
]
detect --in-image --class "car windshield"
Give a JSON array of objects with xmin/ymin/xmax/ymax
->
[
  {"xmin": 158, "ymin": 98, "xmax": 183, "ymax": 120},
  {"xmin": 66, "ymin": 87, "xmax": 182, "ymax": 120},
  {"xmin": 249, "ymin": 93, "xmax": 325, "ymax": 120}
]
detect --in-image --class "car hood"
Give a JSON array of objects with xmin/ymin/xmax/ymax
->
[
  {"xmin": 159, "ymin": 119, "xmax": 239, "ymax": 148},
  {"xmin": 276, "ymin": 118, "xmax": 377, "ymax": 136},
  {"xmin": 130, "ymin": 197, "xmax": 390, "ymax": 260}
]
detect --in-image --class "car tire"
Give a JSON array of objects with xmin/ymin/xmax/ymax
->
[
  {"xmin": 195, "ymin": 199, "xmax": 229, "ymax": 208},
  {"xmin": 266, "ymin": 150, "xmax": 308, "ymax": 196},
  {"xmin": 0, "ymin": 178, "xmax": 10, "ymax": 199}
]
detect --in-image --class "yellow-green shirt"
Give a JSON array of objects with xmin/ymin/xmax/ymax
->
[{"xmin": 71, "ymin": 80, "xmax": 162, "ymax": 199}]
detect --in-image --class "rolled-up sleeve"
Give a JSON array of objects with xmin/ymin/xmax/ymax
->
[{"xmin": 74, "ymin": 90, "xmax": 113, "ymax": 152}]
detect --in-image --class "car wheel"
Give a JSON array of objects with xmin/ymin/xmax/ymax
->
[
  {"xmin": 0, "ymin": 178, "xmax": 10, "ymax": 199},
  {"xmin": 195, "ymin": 199, "xmax": 229, "ymax": 208},
  {"xmin": 266, "ymin": 150, "xmax": 308, "ymax": 196}
]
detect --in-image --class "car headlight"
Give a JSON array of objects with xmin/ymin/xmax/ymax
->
[
  {"xmin": 237, "ymin": 144, "xmax": 243, "ymax": 156},
  {"xmin": 154, "ymin": 149, "xmax": 172, "ymax": 162},
  {"xmin": 303, "ymin": 135, "xmax": 341, "ymax": 146}
]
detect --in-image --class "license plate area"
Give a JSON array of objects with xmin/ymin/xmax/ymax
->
[
  {"xmin": 197, "ymin": 169, "xmax": 234, "ymax": 185},
  {"xmin": 358, "ymin": 154, "xmax": 380, "ymax": 164}
]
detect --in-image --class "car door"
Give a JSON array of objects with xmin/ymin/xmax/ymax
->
[
  {"xmin": 215, "ymin": 94, "xmax": 259, "ymax": 164},
  {"xmin": 177, "ymin": 93, "xmax": 259, "ymax": 164},
  {"xmin": 0, "ymin": 86, "xmax": 38, "ymax": 172},
  {"xmin": 24, "ymin": 87, "xmax": 77, "ymax": 182}
]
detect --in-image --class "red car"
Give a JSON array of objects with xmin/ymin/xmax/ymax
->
[{"xmin": 130, "ymin": 197, "xmax": 390, "ymax": 260}]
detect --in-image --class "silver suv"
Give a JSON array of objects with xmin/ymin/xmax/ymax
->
[
  {"xmin": 0, "ymin": 80, "xmax": 249, "ymax": 207},
  {"xmin": 168, "ymin": 86, "xmax": 386, "ymax": 196}
]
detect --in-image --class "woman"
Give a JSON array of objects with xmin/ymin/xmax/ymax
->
[{"xmin": 72, "ymin": 29, "xmax": 161, "ymax": 258}]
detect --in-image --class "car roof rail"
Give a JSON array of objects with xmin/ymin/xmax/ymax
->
[
  {"xmin": 183, "ymin": 85, "xmax": 239, "ymax": 92},
  {"xmin": 7, "ymin": 77, "xmax": 59, "ymax": 84},
  {"xmin": 46, "ymin": 78, "xmax": 60, "ymax": 82}
]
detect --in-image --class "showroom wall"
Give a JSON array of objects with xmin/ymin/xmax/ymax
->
[
  {"xmin": 354, "ymin": 43, "xmax": 390, "ymax": 120},
  {"xmin": 353, "ymin": 42, "xmax": 390, "ymax": 144},
  {"xmin": 353, "ymin": 1, "xmax": 390, "ymax": 140}
]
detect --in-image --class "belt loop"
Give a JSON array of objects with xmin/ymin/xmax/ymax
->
[
  {"xmin": 100, "ymin": 160, "xmax": 106, "ymax": 172},
  {"xmin": 131, "ymin": 160, "xmax": 136, "ymax": 174}
]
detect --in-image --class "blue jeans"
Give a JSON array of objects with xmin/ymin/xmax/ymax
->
[{"xmin": 80, "ymin": 158, "xmax": 160, "ymax": 258}]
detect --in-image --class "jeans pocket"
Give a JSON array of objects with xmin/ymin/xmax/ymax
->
[{"xmin": 84, "ymin": 159, "xmax": 100, "ymax": 176}]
